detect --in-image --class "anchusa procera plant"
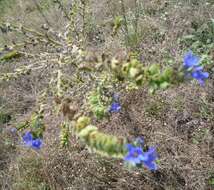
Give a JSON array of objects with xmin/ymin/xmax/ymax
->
[
  {"xmin": 2, "ymin": 8, "xmax": 211, "ymax": 172},
  {"xmin": 64, "ymin": 49, "xmax": 209, "ymax": 171},
  {"xmin": 0, "ymin": 0, "xmax": 211, "ymax": 175}
]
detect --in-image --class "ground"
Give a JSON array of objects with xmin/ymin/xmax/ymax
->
[{"xmin": 0, "ymin": 0, "xmax": 214, "ymax": 190}]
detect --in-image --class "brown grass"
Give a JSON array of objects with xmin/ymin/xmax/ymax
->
[{"xmin": 0, "ymin": 0, "xmax": 214, "ymax": 190}]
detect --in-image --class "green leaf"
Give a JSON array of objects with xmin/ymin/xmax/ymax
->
[
  {"xmin": 148, "ymin": 64, "xmax": 160, "ymax": 75},
  {"xmin": 0, "ymin": 111, "xmax": 11, "ymax": 124},
  {"xmin": 94, "ymin": 106, "xmax": 106, "ymax": 119},
  {"xmin": 209, "ymin": 178, "xmax": 214, "ymax": 185},
  {"xmin": 129, "ymin": 67, "xmax": 139, "ymax": 78},
  {"xmin": 78, "ymin": 125, "xmax": 97, "ymax": 139},
  {"xmin": 162, "ymin": 67, "xmax": 173, "ymax": 80},
  {"xmin": 160, "ymin": 81, "xmax": 170, "ymax": 89}
]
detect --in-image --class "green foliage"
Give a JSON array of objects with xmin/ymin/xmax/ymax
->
[
  {"xmin": 59, "ymin": 122, "xmax": 70, "ymax": 147},
  {"xmin": 75, "ymin": 116, "xmax": 127, "ymax": 158},
  {"xmin": 209, "ymin": 177, "xmax": 214, "ymax": 186},
  {"xmin": 145, "ymin": 65, "xmax": 174, "ymax": 93},
  {"xmin": 112, "ymin": 16, "xmax": 123, "ymax": 36},
  {"xmin": 208, "ymin": 172, "xmax": 214, "ymax": 187},
  {"xmin": 0, "ymin": 111, "xmax": 11, "ymax": 124},
  {"xmin": 192, "ymin": 97, "xmax": 214, "ymax": 121},
  {"xmin": 66, "ymin": 0, "xmax": 94, "ymax": 45},
  {"xmin": 88, "ymin": 73, "xmax": 116, "ymax": 120},
  {"xmin": 38, "ymin": 0, "xmax": 53, "ymax": 10},
  {"xmin": 112, "ymin": 57, "xmax": 182, "ymax": 93},
  {"xmin": 106, "ymin": 0, "xmax": 145, "ymax": 49},
  {"xmin": 88, "ymin": 89, "xmax": 107, "ymax": 120},
  {"xmin": 0, "ymin": 50, "xmax": 21, "ymax": 62},
  {"xmin": 0, "ymin": 0, "xmax": 15, "ymax": 18},
  {"xmin": 17, "ymin": 110, "xmax": 45, "ymax": 138},
  {"xmin": 192, "ymin": 128, "xmax": 209, "ymax": 144},
  {"xmin": 30, "ymin": 112, "xmax": 45, "ymax": 138},
  {"xmin": 180, "ymin": 19, "xmax": 214, "ymax": 66},
  {"xmin": 172, "ymin": 96, "xmax": 185, "ymax": 112}
]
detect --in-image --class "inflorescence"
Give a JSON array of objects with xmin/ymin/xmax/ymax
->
[
  {"xmin": 183, "ymin": 51, "xmax": 209, "ymax": 85},
  {"xmin": 124, "ymin": 137, "xmax": 158, "ymax": 171},
  {"xmin": 22, "ymin": 131, "xmax": 43, "ymax": 150}
]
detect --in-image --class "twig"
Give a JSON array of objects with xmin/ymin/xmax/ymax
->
[{"xmin": 0, "ymin": 22, "xmax": 62, "ymax": 46}]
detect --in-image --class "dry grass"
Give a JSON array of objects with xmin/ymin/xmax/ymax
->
[{"xmin": 0, "ymin": 0, "xmax": 214, "ymax": 190}]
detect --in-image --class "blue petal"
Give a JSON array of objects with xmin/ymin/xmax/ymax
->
[
  {"xmin": 109, "ymin": 102, "xmax": 121, "ymax": 113},
  {"xmin": 22, "ymin": 131, "xmax": 33, "ymax": 146},
  {"xmin": 124, "ymin": 155, "xmax": 142, "ymax": 166},
  {"xmin": 142, "ymin": 150, "xmax": 155, "ymax": 162},
  {"xmin": 147, "ymin": 147, "xmax": 158, "ymax": 161},
  {"xmin": 200, "ymin": 72, "xmax": 209, "ymax": 78},
  {"xmin": 193, "ymin": 66, "xmax": 203, "ymax": 72},
  {"xmin": 135, "ymin": 148, "xmax": 144, "ymax": 155},
  {"xmin": 183, "ymin": 51, "xmax": 200, "ymax": 68},
  {"xmin": 126, "ymin": 144, "xmax": 134, "ymax": 151},
  {"xmin": 143, "ymin": 161, "xmax": 158, "ymax": 171},
  {"xmin": 198, "ymin": 79, "xmax": 205, "ymax": 86},
  {"xmin": 141, "ymin": 147, "xmax": 158, "ymax": 170},
  {"xmin": 31, "ymin": 139, "xmax": 42, "ymax": 149},
  {"xmin": 124, "ymin": 145, "xmax": 144, "ymax": 166},
  {"xmin": 192, "ymin": 71, "xmax": 209, "ymax": 80},
  {"xmin": 133, "ymin": 157, "xmax": 142, "ymax": 164},
  {"xmin": 124, "ymin": 154, "xmax": 133, "ymax": 161}
]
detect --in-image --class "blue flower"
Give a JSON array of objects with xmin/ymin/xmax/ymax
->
[
  {"xmin": 183, "ymin": 51, "xmax": 200, "ymax": 69},
  {"xmin": 124, "ymin": 143, "xmax": 158, "ymax": 171},
  {"xmin": 141, "ymin": 147, "xmax": 158, "ymax": 171},
  {"xmin": 109, "ymin": 102, "xmax": 121, "ymax": 113},
  {"xmin": 124, "ymin": 144, "xmax": 144, "ymax": 166},
  {"xmin": 191, "ymin": 67, "xmax": 209, "ymax": 86},
  {"xmin": 22, "ymin": 131, "xmax": 33, "ymax": 147},
  {"xmin": 22, "ymin": 131, "xmax": 42, "ymax": 150},
  {"xmin": 31, "ymin": 138, "xmax": 43, "ymax": 149},
  {"xmin": 183, "ymin": 51, "xmax": 209, "ymax": 85}
]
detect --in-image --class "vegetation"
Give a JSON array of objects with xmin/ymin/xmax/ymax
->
[{"xmin": 0, "ymin": 0, "xmax": 214, "ymax": 190}]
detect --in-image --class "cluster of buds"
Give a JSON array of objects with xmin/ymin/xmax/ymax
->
[
  {"xmin": 111, "ymin": 55, "xmax": 184, "ymax": 93},
  {"xmin": 74, "ymin": 116, "xmax": 127, "ymax": 158}
]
